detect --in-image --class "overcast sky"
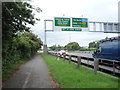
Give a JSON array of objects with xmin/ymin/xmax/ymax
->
[{"xmin": 29, "ymin": 0, "xmax": 119, "ymax": 47}]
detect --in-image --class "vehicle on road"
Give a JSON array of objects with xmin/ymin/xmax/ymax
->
[
  {"xmin": 59, "ymin": 50, "xmax": 68, "ymax": 55},
  {"xmin": 92, "ymin": 36, "xmax": 120, "ymax": 60},
  {"xmin": 92, "ymin": 36, "xmax": 120, "ymax": 69}
]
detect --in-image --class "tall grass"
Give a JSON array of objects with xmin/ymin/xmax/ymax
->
[
  {"xmin": 41, "ymin": 53, "xmax": 119, "ymax": 88},
  {"xmin": 2, "ymin": 59, "xmax": 26, "ymax": 82}
]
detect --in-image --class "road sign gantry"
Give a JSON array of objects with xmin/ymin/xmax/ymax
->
[{"xmin": 43, "ymin": 17, "xmax": 119, "ymax": 54}]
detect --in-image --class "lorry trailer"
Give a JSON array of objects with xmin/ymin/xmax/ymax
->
[{"xmin": 92, "ymin": 36, "xmax": 120, "ymax": 60}]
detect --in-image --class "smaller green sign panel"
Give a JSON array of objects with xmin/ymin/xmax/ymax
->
[
  {"xmin": 72, "ymin": 18, "xmax": 88, "ymax": 27},
  {"xmin": 62, "ymin": 28, "xmax": 82, "ymax": 31},
  {"xmin": 54, "ymin": 17, "xmax": 71, "ymax": 26}
]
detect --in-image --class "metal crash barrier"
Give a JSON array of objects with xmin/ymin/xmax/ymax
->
[{"xmin": 48, "ymin": 51, "xmax": 120, "ymax": 77}]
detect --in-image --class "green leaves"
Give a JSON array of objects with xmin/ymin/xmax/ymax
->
[
  {"xmin": 2, "ymin": 2, "xmax": 42, "ymax": 74},
  {"xmin": 66, "ymin": 42, "xmax": 81, "ymax": 51},
  {"xmin": 14, "ymin": 32, "xmax": 42, "ymax": 59},
  {"xmin": 49, "ymin": 45, "xmax": 65, "ymax": 51},
  {"xmin": 88, "ymin": 42, "xmax": 99, "ymax": 49},
  {"xmin": 3, "ymin": 32, "xmax": 43, "ymax": 72},
  {"xmin": 49, "ymin": 42, "xmax": 81, "ymax": 51},
  {"xmin": 2, "ymin": 2, "xmax": 42, "ymax": 41}
]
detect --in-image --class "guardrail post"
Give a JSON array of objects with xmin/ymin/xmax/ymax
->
[
  {"xmin": 54, "ymin": 53, "xmax": 56, "ymax": 56},
  {"xmin": 63, "ymin": 54, "xmax": 66, "ymax": 61},
  {"xmin": 100, "ymin": 59, "xmax": 103, "ymax": 72},
  {"xmin": 113, "ymin": 61, "xmax": 115, "ymax": 75},
  {"xmin": 59, "ymin": 53, "xmax": 62, "ymax": 58},
  {"xmin": 56, "ymin": 53, "xmax": 60, "ymax": 60},
  {"xmin": 87, "ymin": 58, "xmax": 89, "ymax": 66},
  {"xmin": 77, "ymin": 56, "xmax": 81, "ymax": 68},
  {"xmin": 69, "ymin": 55, "xmax": 71, "ymax": 63},
  {"xmin": 94, "ymin": 58, "xmax": 99, "ymax": 75}
]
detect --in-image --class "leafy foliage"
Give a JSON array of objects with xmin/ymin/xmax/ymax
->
[
  {"xmin": 65, "ymin": 42, "xmax": 81, "ymax": 51},
  {"xmin": 49, "ymin": 42, "xmax": 98, "ymax": 51},
  {"xmin": 2, "ymin": 2, "xmax": 42, "ymax": 75},
  {"xmin": 13, "ymin": 32, "xmax": 42, "ymax": 59},
  {"xmin": 88, "ymin": 42, "xmax": 99, "ymax": 49},
  {"xmin": 49, "ymin": 45, "xmax": 64, "ymax": 51},
  {"xmin": 3, "ymin": 31, "xmax": 42, "ymax": 72}
]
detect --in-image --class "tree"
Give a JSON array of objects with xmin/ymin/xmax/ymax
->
[
  {"xmin": 65, "ymin": 42, "xmax": 81, "ymax": 51},
  {"xmin": 2, "ymin": 1, "xmax": 42, "ymax": 73},
  {"xmin": 49, "ymin": 45, "xmax": 57, "ymax": 51},
  {"xmin": 88, "ymin": 42, "xmax": 99, "ymax": 49},
  {"xmin": 2, "ymin": 2, "xmax": 41, "ymax": 42},
  {"xmin": 49, "ymin": 45, "xmax": 64, "ymax": 51},
  {"xmin": 13, "ymin": 32, "xmax": 42, "ymax": 59}
]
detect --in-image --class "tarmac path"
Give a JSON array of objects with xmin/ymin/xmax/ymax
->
[{"xmin": 3, "ymin": 54, "xmax": 55, "ymax": 88}]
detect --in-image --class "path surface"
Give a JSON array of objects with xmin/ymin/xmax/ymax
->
[{"xmin": 3, "ymin": 54, "xmax": 54, "ymax": 88}]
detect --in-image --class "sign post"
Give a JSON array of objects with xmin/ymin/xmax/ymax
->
[
  {"xmin": 44, "ymin": 20, "xmax": 47, "ymax": 54},
  {"xmin": 44, "ymin": 20, "xmax": 54, "ymax": 54},
  {"xmin": 118, "ymin": 2, "xmax": 120, "ymax": 86}
]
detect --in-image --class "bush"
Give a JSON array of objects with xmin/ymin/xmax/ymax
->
[{"xmin": 2, "ymin": 32, "xmax": 42, "ymax": 73}]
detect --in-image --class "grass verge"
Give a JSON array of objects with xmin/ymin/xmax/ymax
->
[
  {"xmin": 2, "ymin": 59, "xmax": 26, "ymax": 82},
  {"xmin": 40, "ymin": 53, "xmax": 119, "ymax": 88}
]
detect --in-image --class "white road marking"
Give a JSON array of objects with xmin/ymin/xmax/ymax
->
[{"xmin": 22, "ymin": 72, "xmax": 31, "ymax": 89}]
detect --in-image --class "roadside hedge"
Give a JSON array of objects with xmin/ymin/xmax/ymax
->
[
  {"xmin": 2, "ymin": 32, "xmax": 42, "ymax": 73},
  {"xmin": 2, "ymin": 2, "xmax": 42, "ymax": 77}
]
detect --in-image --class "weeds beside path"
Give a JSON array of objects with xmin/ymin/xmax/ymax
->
[{"xmin": 41, "ymin": 53, "xmax": 119, "ymax": 88}]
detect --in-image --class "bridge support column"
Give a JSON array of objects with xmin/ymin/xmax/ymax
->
[{"xmin": 43, "ymin": 45, "xmax": 47, "ymax": 54}]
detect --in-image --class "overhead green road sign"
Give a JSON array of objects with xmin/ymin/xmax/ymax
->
[
  {"xmin": 62, "ymin": 28, "xmax": 82, "ymax": 31},
  {"xmin": 72, "ymin": 18, "xmax": 88, "ymax": 27},
  {"xmin": 54, "ymin": 17, "xmax": 71, "ymax": 26}
]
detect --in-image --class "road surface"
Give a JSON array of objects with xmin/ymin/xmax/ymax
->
[
  {"xmin": 3, "ymin": 54, "xmax": 55, "ymax": 88},
  {"xmin": 67, "ymin": 52, "xmax": 93, "ymax": 58},
  {"xmin": 67, "ymin": 52, "xmax": 120, "ymax": 74}
]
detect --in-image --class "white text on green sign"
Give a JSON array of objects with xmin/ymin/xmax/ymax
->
[
  {"xmin": 72, "ymin": 18, "xmax": 88, "ymax": 27},
  {"xmin": 55, "ymin": 17, "xmax": 70, "ymax": 26},
  {"xmin": 62, "ymin": 28, "xmax": 82, "ymax": 31}
]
